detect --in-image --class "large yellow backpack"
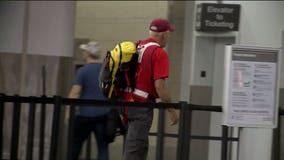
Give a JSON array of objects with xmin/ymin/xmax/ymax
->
[{"xmin": 99, "ymin": 41, "xmax": 138, "ymax": 99}]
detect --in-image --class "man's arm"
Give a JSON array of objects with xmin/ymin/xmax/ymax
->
[
  {"xmin": 65, "ymin": 85, "xmax": 82, "ymax": 124},
  {"xmin": 68, "ymin": 85, "xmax": 82, "ymax": 99},
  {"xmin": 154, "ymin": 78, "xmax": 179, "ymax": 125}
]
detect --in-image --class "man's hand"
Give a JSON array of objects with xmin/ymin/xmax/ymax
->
[
  {"xmin": 154, "ymin": 79, "xmax": 179, "ymax": 125},
  {"xmin": 167, "ymin": 108, "xmax": 179, "ymax": 125},
  {"xmin": 66, "ymin": 85, "xmax": 81, "ymax": 125},
  {"xmin": 64, "ymin": 106, "xmax": 70, "ymax": 125}
]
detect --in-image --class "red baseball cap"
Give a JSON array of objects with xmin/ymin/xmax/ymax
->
[{"xmin": 149, "ymin": 18, "xmax": 175, "ymax": 32}]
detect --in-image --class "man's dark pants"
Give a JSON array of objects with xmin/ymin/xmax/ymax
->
[{"xmin": 71, "ymin": 115, "xmax": 109, "ymax": 160}]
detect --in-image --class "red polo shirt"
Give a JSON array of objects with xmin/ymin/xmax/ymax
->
[{"xmin": 134, "ymin": 38, "xmax": 169, "ymax": 101}]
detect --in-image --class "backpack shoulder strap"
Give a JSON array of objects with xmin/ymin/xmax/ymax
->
[{"xmin": 137, "ymin": 42, "xmax": 160, "ymax": 63}]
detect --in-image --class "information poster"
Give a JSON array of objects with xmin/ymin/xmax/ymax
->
[{"xmin": 223, "ymin": 45, "xmax": 280, "ymax": 128}]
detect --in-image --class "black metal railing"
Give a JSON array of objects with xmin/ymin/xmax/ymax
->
[{"xmin": 0, "ymin": 94, "xmax": 283, "ymax": 160}]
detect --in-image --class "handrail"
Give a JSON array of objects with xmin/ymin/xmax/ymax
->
[
  {"xmin": 0, "ymin": 94, "xmax": 224, "ymax": 112},
  {"xmin": 0, "ymin": 93, "xmax": 283, "ymax": 160},
  {"xmin": 2, "ymin": 94, "xmax": 284, "ymax": 114}
]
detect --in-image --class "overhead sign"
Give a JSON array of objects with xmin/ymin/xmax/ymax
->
[
  {"xmin": 222, "ymin": 45, "xmax": 281, "ymax": 128},
  {"xmin": 196, "ymin": 3, "xmax": 241, "ymax": 32}
]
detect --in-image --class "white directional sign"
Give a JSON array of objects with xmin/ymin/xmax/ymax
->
[{"xmin": 222, "ymin": 45, "xmax": 281, "ymax": 128}]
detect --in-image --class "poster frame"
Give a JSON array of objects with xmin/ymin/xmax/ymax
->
[{"xmin": 222, "ymin": 45, "xmax": 281, "ymax": 128}]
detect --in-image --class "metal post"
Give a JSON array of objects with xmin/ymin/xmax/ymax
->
[
  {"xmin": 49, "ymin": 96, "xmax": 62, "ymax": 160},
  {"xmin": 278, "ymin": 114, "xmax": 282, "ymax": 160},
  {"xmin": 10, "ymin": 96, "xmax": 21, "ymax": 160},
  {"xmin": 122, "ymin": 134, "xmax": 126, "ymax": 155},
  {"xmin": 156, "ymin": 108, "xmax": 165, "ymax": 160},
  {"xmin": 26, "ymin": 101, "xmax": 36, "ymax": 160},
  {"xmin": 0, "ymin": 94, "xmax": 5, "ymax": 159},
  {"xmin": 177, "ymin": 102, "xmax": 185, "ymax": 160},
  {"xmin": 42, "ymin": 66, "xmax": 46, "ymax": 95},
  {"xmin": 39, "ymin": 96, "xmax": 46, "ymax": 160},
  {"xmin": 221, "ymin": 125, "xmax": 229, "ymax": 160},
  {"xmin": 39, "ymin": 64, "xmax": 46, "ymax": 160},
  {"xmin": 273, "ymin": 112, "xmax": 281, "ymax": 160},
  {"xmin": 86, "ymin": 135, "xmax": 91, "ymax": 160},
  {"xmin": 66, "ymin": 104, "xmax": 76, "ymax": 160},
  {"xmin": 184, "ymin": 103, "xmax": 192, "ymax": 160},
  {"xmin": 177, "ymin": 101, "xmax": 192, "ymax": 160}
]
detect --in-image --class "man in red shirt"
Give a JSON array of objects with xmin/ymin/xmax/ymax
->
[{"xmin": 123, "ymin": 18, "xmax": 179, "ymax": 160}]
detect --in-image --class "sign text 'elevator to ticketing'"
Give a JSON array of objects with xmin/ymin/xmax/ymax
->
[
  {"xmin": 196, "ymin": 3, "xmax": 241, "ymax": 32},
  {"xmin": 222, "ymin": 45, "xmax": 280, "ymax": 128}
]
